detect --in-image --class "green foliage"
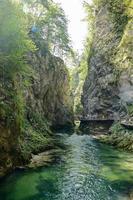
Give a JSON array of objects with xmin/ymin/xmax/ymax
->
[
  {"xmin": 0, "ymin": 0, "xmax": 35, "ymax": 129},
  {"xmin": 83, "ymin": 1, "xmax": 95, "ymax": 58},
  {"xmin": 127, "ymin": 104, "xmax": 133, "ymax": 116},
  {"xmin": 19, "ymin": 121, "xmax": 54, "ymax": 161},
  {"xmin": 110, "ymin": 123, "xmax": 125, "ymax": 134},
  {"xmin": 108, "ymin": 0, "xmax": 130, "ymax": 36},
  {"xmin": 25, "ymin": 0, "xmax": 72, "ymax": 58},
  {"xmin": 92, "ymin": 0, "xmax": 132, "ymax": 37},
  {"xmin": 26, "ymin": 109, "xmax": 51, "ymax": 134},
  {"xmin": 113, "ymin": 0, "xmax": 133, "ymax": 71},
  {"xmin": 70, "ymin": 70, "xmax": 83, "ymax": 115},
  {"xmin": 0, "ymin": 0, "xmax": 35, "ymax": 79},
  {"xmin": 101, "ymin": 123, "xmax": 133, "ymax": 152}
]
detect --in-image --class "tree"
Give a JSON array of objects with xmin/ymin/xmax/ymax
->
[
  {"xmin": 24, "ymin": 0, "xmax": 72, "ymax": 58},
  {"xmin": 0, "ymin": 0, "xmax": 35, "ymax": 128}
]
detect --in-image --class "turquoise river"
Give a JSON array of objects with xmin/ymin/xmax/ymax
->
[{"xmin": 1, "ymin": 133, "xmax": 133, "ymax": 200}]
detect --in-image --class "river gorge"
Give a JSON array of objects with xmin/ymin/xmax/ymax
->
[{"xmin": 0, "ymin": 0, "xmax": 133, "ymax": 199}]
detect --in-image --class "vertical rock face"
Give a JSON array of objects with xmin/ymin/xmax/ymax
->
[
  {"xmin": 82, "ymin": 1, "xmax": 133, "ymax": 121},
  {"xmin": 0, "ymin": 51, "xmax": 74, "ymax": 177},
  {"xmin": 117, "ymin": 17, "xmax": 133, "ymax": 111},
  {"xmin": 28, "ymin": 52, "xmax": 74, "ymax": 128}
]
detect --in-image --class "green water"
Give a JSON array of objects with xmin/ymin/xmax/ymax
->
[{"xmin": 1, "ymin": 133, "xmax": 133, "ymax": 200}]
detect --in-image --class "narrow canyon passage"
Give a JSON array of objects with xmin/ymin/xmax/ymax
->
[
  {"xmin": 0, "ymin": 0, "xmax": 132, "ymax": 199},
  {"xmin": 1, "ymin": 132, "xmax": 133, "ymax": 200}
]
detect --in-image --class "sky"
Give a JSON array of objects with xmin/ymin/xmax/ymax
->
[{"xmin": 53, "ymin": 0, "xmax": 92, "ymax": 54}]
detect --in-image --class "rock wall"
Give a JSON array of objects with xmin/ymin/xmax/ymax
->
[
  {"xmin": 28, "ymin": 52, "xmax": 74, "ymax": 128},
  {"xmin": 0, "ymin": 50, "xmax": 74, "ymax": 177},
  {"xmin": 82, "ymin": 0, "xmax": 133, "ymax": 122}
]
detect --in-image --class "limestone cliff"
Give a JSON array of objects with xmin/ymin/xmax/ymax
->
[
  {"xmin": 28, "ymin": 52, "xmax": 74, "ymax": 128},
  {"xmin": 82, "ymin": 0, "xmax": 133, "ymax": 122},
  {"xmin": 0, "ymin": 51, "xmax": 74, "ymax": 177}
]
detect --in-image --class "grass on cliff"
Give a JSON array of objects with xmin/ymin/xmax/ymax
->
[
  {"xmin": 19, "ymin": 111, "xmax": 56, "ymax": 163},
  {"xmin": 19, "ymin": 123, "xmax": 55, "ymax": 163},
  {"xmin": 19, "ymin": 109, "xmax": 66, "ymax": 164}
]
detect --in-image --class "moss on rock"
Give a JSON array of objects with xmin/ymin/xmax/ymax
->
[{"xmin": 100, "ymin": 123, "xmax": 133, "ymax": 151}]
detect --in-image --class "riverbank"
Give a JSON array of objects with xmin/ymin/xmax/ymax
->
[{"xmin": 97, "ymin": 123, "xmax": 133, "ymax": 152}]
